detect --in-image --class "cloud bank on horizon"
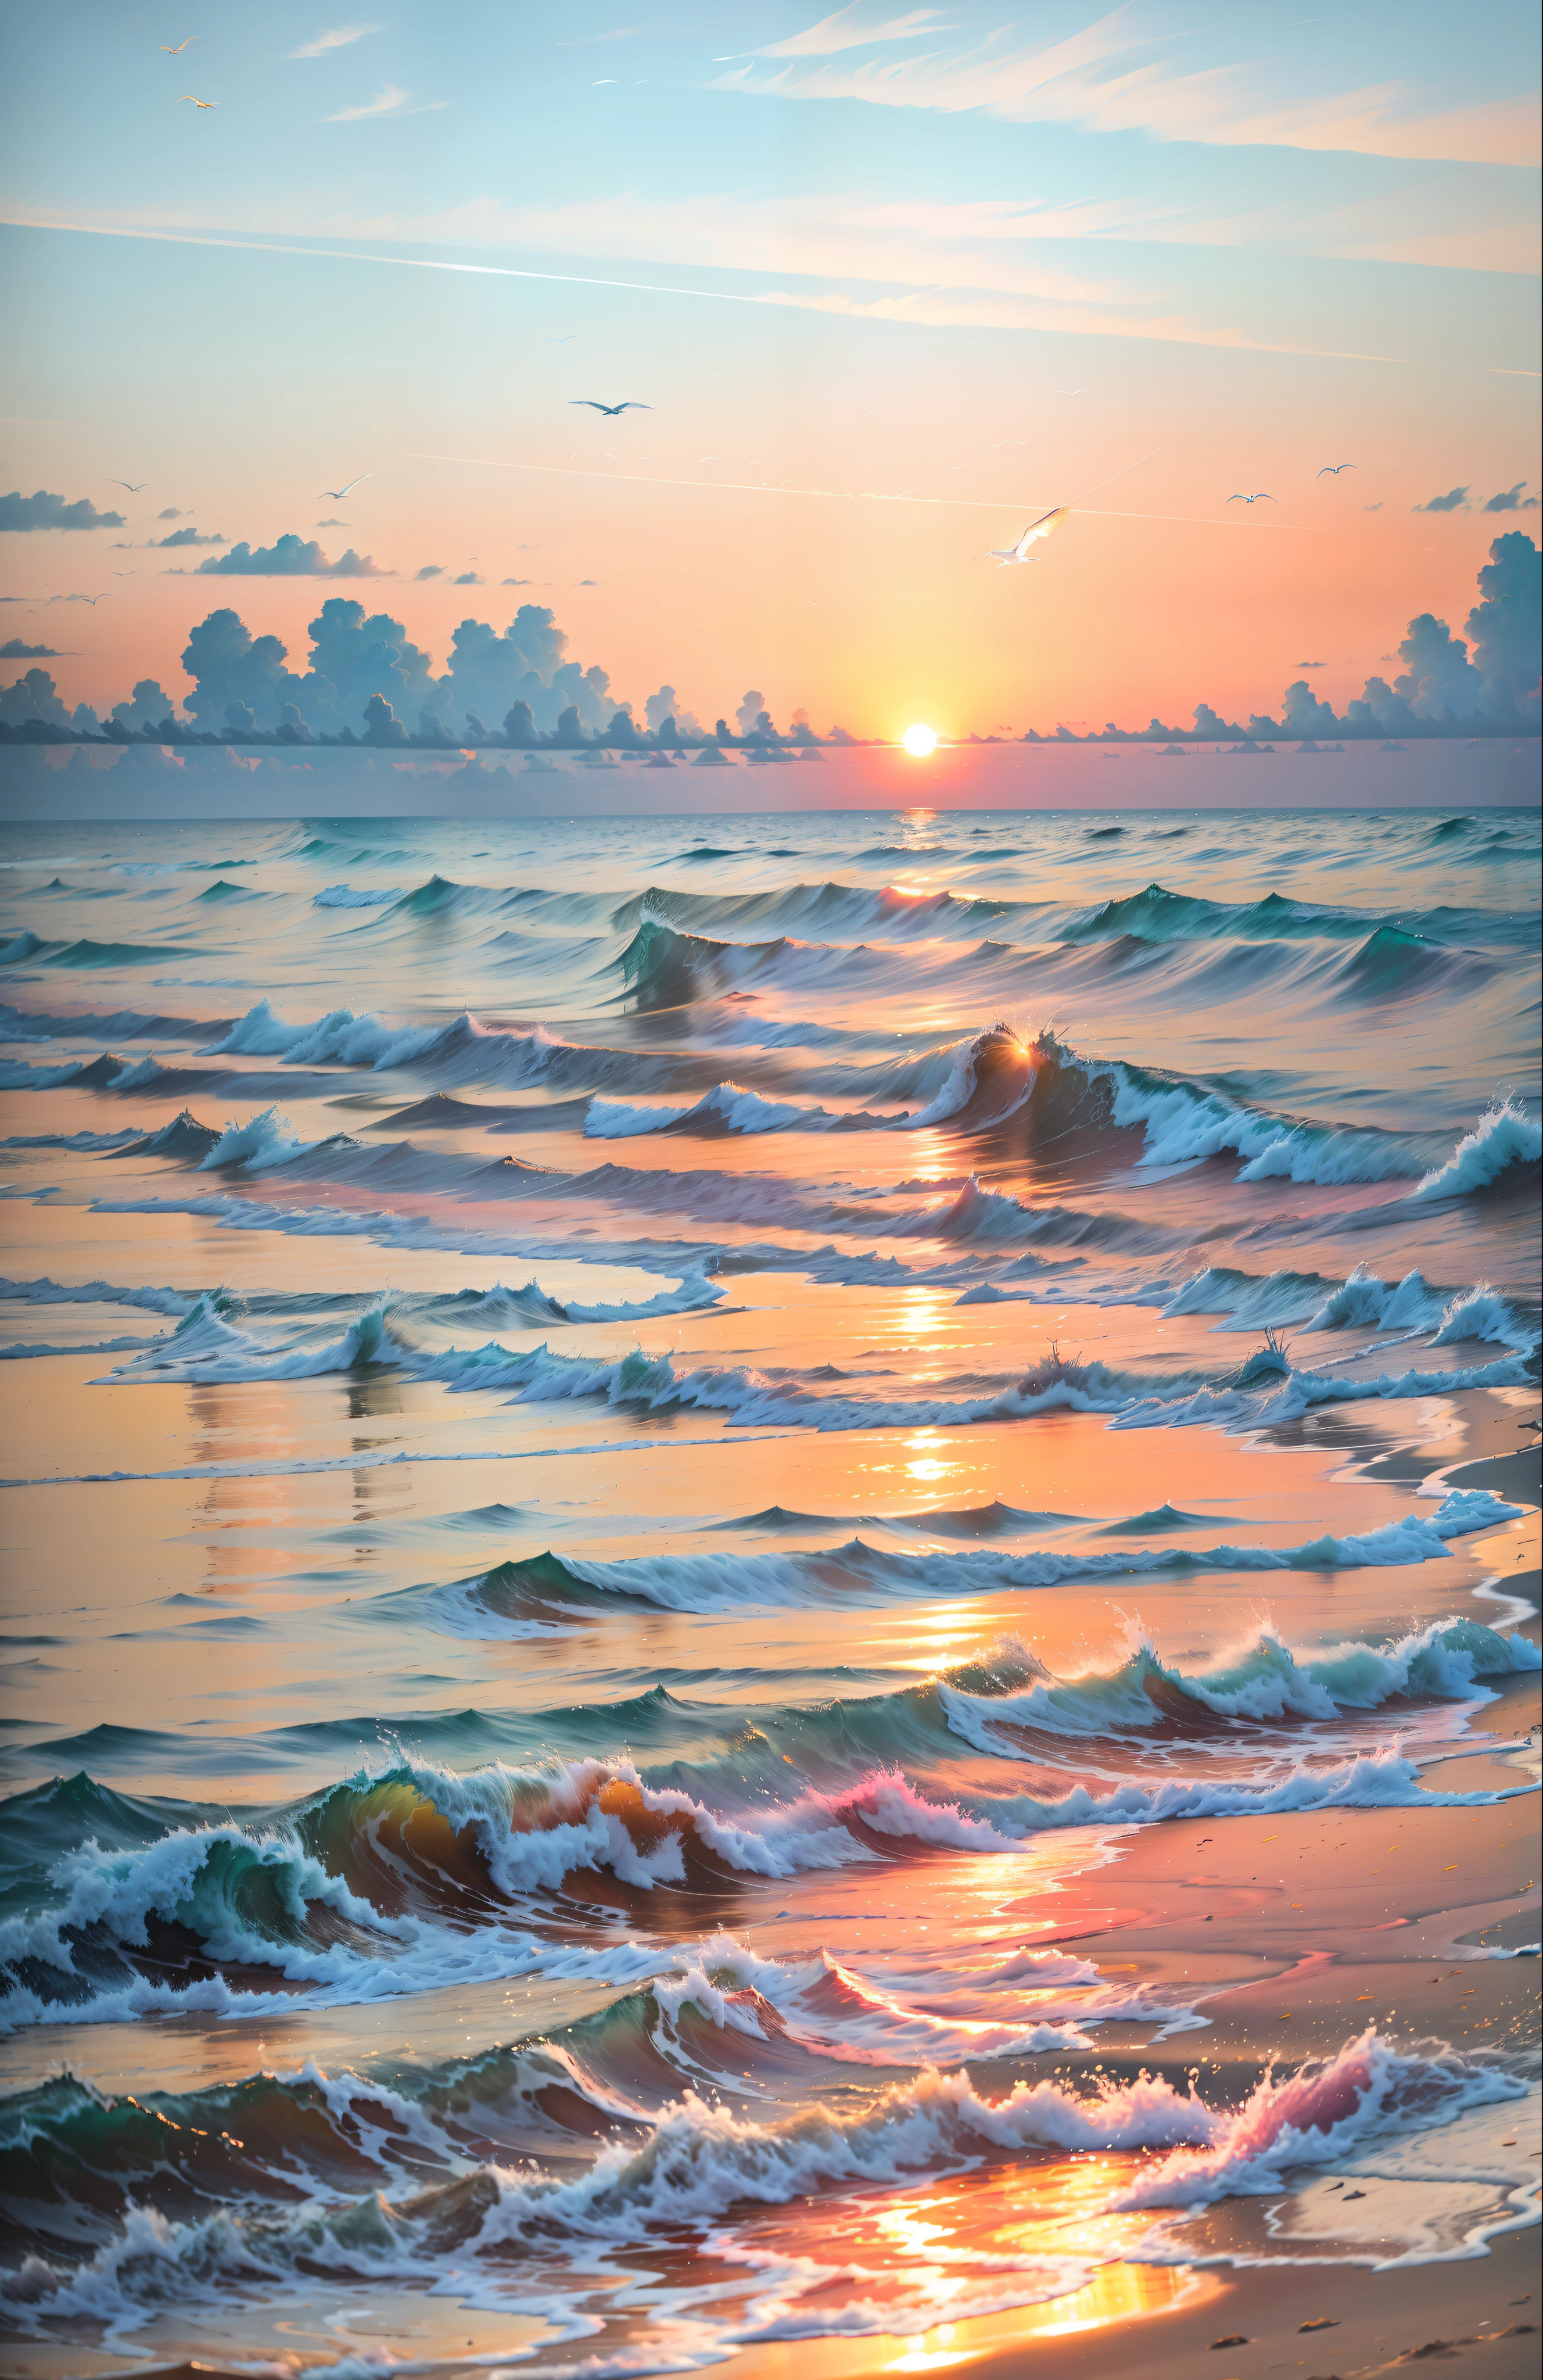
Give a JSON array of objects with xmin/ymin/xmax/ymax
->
[{"xmin": 3, "ymin": 535, "xmax": 1537, "ymax": 753}]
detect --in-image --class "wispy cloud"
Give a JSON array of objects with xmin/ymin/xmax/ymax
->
[
  {"xmin": 289, "ymin": 24, "xmax": 377, "ymax": 60},
  {"xmin": 750, "ymin": 5, "xmax": 951, "ymax": 59},
  {"xmin": 326, "ymin": 85, "xmax": 447, "ymax": 121},
  {"xmin": 716, "ymin": 6, "xmax": 1541, "ymax": 166}
]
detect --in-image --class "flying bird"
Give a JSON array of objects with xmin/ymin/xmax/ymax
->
[
  {"xmin": 106, "ymin": 480, "xmax": 148, "ymax": 492},
  {"xmin": 990, "ymin": 505, "xmax": 1069, "ymax": 565},
  {"xmin": 1317, "ymin": 463, "xmax": 1355, "ymax": 475},
  {"xmin": 177, "ymin": 94, "xmax": 217, "ymax": 107},
  {"xmin": 160, "ymin": 37, "xmax": 194, "ymax": 53},
  {"xmin": 1228, "ymin": 491, "xmax": 1274, "ymax": 504},
  {"xmin": 570, "ymin": 400, "xmax": 651, "ymax": 415},
  {"xmin": 320, "ymin": 474, "xmax": 373, "ymax": 500}
]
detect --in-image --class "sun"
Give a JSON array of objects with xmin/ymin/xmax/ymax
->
[{"xmin": 902, "ymin": 723, "xmax": 938, "ymax": 758}]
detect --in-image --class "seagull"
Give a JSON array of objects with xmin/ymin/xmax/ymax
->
[
  {"xmin": 320, "ymin": 474, "xmax": 373, "ymax": 500},
  {"xmin": 990, "ymin": 504, "xmax": 1069, "ymax": 565},
  {"xmin": 177, "ymin": 94, "xmax": 217, "ymax": 107},
  {"xmin": 570, "ymin": 400, "xmax": 651, "ymax": 415},
  {"xmin": 106, "ymin": 480, "xmax": 148, "ymax": 492},
  {"xmin": 1317, "ymin": 462, "xmax": 1355, "ymax": 475},
  {"xmin": 1228, "ymin": 491, "xmax": 1274, "ymax": 504},
  {"xmin": 160, "ymin": 37, "xmax": 194, "ymax": 53},
  {"xmin": 112, "ymin": 570, "xmax": 137, "ymax": 577},
  {"xmin": 1056, "ymin": 388, "xmax": 1085, "ymax": 396}
]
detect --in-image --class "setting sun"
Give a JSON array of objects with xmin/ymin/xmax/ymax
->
[{"xmin": 902, "ymin": 723, "xmax": 938, "ymax": 757}]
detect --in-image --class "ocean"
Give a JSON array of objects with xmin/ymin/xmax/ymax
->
[{"xmin": 0, "ymin": 803, "xmax": 1538, "ymax": 2372}]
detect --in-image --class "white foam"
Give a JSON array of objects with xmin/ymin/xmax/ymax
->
[{"xmin": 1415, "ymin": 1097, "xmax": 1541, "ymax": 1200}]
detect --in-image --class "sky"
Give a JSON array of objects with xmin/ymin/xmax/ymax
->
[{"xmin": 1, "ymin": 1, "xmax": 1540, "ymax": 745}]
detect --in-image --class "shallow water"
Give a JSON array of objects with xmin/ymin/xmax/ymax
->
[{"xmin": 1, "ymin": 806, "xmax": 1538, "ymax": 2371}]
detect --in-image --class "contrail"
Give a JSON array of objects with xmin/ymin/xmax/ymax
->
[
  {"xmin": 408, "ymin": 450, "xmax": 1314, "ymax": 529},
  {"xmin": 3, "ymin": 218, "xmax": 1401, "ymax": 365}
]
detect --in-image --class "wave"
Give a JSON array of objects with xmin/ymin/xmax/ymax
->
[
  {"xmin": 0, "ymin": 2026, "xmax": 1520, "ymax": 2343},
  {"xmin": 1110, "ymin": 1346, "xmax": 1533, "ymax": 1432},
  {"xmin": 314, "ymin": 883, "xmax": 399, "ymax": 906},
  {"xmin": 1414, "ymin": 1098, "xmax": 1541, "ymax": 1199},
  {"xmin": 608, "ymin": 877, "xmax": 1044, "ymax": 947},
  {"xmin": 587, "ymin": 1080, "xmax": 838, "ymax": 1137},
  {"xmin": 100, "ymin": 1266, "xmax": 726, "ymax": 1383},
  {"xmin": 45, "ymin": 939, "xmax": 191, "ymax": 969},
  {"xmin": 1064, "ymin": 881, "xmax": 1538, "ymax": 952},
  {"xmin": 198, "ymin": 997, "xmax": 711, "ymax": 1098},
  {"xmin": 0, "ymin": 1757, "xmax": 1047, "ymax": 2031},
  {"xmin": 1157, "ymin": 1263, "xmax": 1539, "ymax": 1352},
  {"xmin": 89, "ymin": 1265, "xmax": 1535, "ymax": 1424},
  {"xmin": 82, "ymin": 998, "xmax": 1534, "ymax": 1205},
  {"xmin": 0, "ymin": 1273, "xmax": 194, "ymax": 1318},
  {"xmin": 432, "ymin": 1491, "xmax": 1524, "ymax": 1626},
  {"xmin": 0, "ymin": 996, "xmax": 217, "ymax": 1044},
  {"xmin": 3, "ymin": 1714, "xmax": 1520, "ymax": 2038},
  {"xmin": 939, "ymin": 1613, "xmax": 1539, "ymax": 1748}
]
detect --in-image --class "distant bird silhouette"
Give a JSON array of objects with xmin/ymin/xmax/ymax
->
[
  {"xmin": 177, "ymin": 94, "xmax": 217, "ymax": 107},
  {"xmin": 320, "ymin": 474, "xmax": 372, "ymax": 500},
  {"xmin": 112, "ymin": 570, "xmax": 136, "ymax": 577},
  {"xmin": 551, "ymin": 335, "xmax": 577, "ymax": 344},
  {"xmin": 991, "ymin": 505, "xmax": 1069, "ymax": 565},
  {"xmin": 570, "ymin": 400, "xmax": 651, "ymax": 416},
  {"xmin": 160, "ymin": 37, "xmax": 194, "ymax": 54},
  {"xmin": 1228, "ymin": 491, "xmax": 1274, "ymax": 504},
  {"xmin": 1056, "ymin": 388, "xmax": 1085, "ymax": 396},
  {"xmin": 1317, "ymin": 463, "xmax": 1355, "ymax": 476},
  {"xmin": 107, "ymin": 480, "xmax": 148, "ymax": 493}
]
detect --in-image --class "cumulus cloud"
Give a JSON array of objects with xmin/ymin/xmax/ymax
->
[
  {"xmin": 453, "ymin": 570, "xmax": 484, "ymax": 585},
  {"xmin": 110, "ymin": 679, "xmax": 181, "ymax": 737},
  {"xmin": 1465, "ymin": 529, "xmax": 1542, "ymax": 714},
  {"xmin": 0, "ymin": 489, "xmax": 125, "ymax": 532},
  {"xmin": 645, "ymin": 683, "xmax": 703, "ymax": 740},
  {"xmin": 157, "ymin": 507, "xmax": 188, "ymax": 521},
  {"xmin": 415, "ymin": 564, "xmax": 444, "ymax": 579},
  {"xmin": 503, "ymin": 576, "xmax": 532, "ymax": 585},
  {"xmin": 1, "ymin": 638, "xmax": 60, "ymax": 658},
  {"xmin": 1, "ymin": 667, "xmax": 71, "ymax": 727},
  {"xmin": 195, "ymin": 533, "xmax": 388, "ymax": 577},
  {"xmin": 289, "ymin": 23, "xmax": 378, "ymax": 58},
  {"xmin": 1484, "ymin": 482, "xmax": 1539, "ymax": 512},
  {"xmin": 150, "ymin": 526, "xmax": 226, "ymax": 548},
  {"xmin": 315, "ymin": 517, "xmax": 349, "ymax": 527},
  {"xmin": 1413, "ymin": 485, "xmax": 1469, "ymax": 512}
]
